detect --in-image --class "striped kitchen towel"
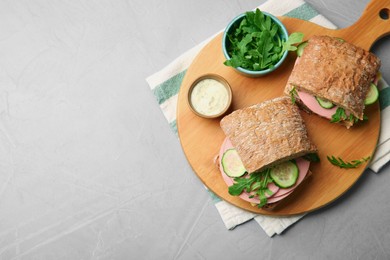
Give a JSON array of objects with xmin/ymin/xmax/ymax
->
[{"xmin": 146, "ymin": 0, "xmax": 390, "ymax": 237}]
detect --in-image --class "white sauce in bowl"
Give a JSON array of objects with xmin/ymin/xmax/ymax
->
[{"xmin": 190, "ymin": 79, "xmax": 230, "ymax": 116}]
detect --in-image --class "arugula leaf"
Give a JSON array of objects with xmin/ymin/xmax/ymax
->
[
  {"xmin": 289, "ymin": 86, "xmax": 298, "ymax": 104},
  {"xmin": 228, "ymin": 168, "xmax": 274, "ymax": 208},
  {"xmin": 224, "ymin": 9, "xmax": 304, "ymax": 71},
  {"xmin": 255, "ymin": 169, "xmax": 274, "ymax": 208},
  {"xmin": 253, "ymin": 9, "xmax": 264, "ymax": 29},
  {"xmin": 281, "ymin": 32, "xmax": 304, "ymax": 53},
  {"xmin": 330, "ymin": 107, "xmax": 366, "ymax": 124},
  {"xmin": 257, "ymin": 189, "xmax": 268, "ymax": 208},
  {"xmin": 330, "ymin": 107, "xmax": 348, "ymax": 123},
  {"xmin": 327, "ymin": 156, "xmax": 371, "ymax": 169},
  {"xmin": 238, "ymin": 33, "xmax": 253, "ymax": 53},
  {"xmin": 270, "ymin": 23, "xmax": 279, "ymax": 37},
  {"xmin": 349, "ymin": 114, "xmax": 361, "ymax": 123},
  {"xmin": 229, "ymin": 170, "xmax": 262, "ymax": 196}
]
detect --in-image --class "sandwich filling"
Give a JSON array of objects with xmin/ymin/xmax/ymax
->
[
  {"xmin": 218, "ymin": 138, "xmax": 311, "ymax": 207},
  {"xmin": 285, "ymin": 35, "xmax": 381, "ymax": 128},
  {"xmin": 219, "ymin": 97, "xmax": 318, "ymax": 208},
  {"xmin": 289, "ymin": 67, "xmax": 381, "ymax": 127},
  {"xmin": 220, "ymin": 97, "xmax": 317, "ymax": 174}
]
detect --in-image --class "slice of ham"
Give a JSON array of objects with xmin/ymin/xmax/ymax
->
[
  {"xmin": 297, "ymin": 91, "xmax": 338, "ymax": 119},
  {"xmin": 267, "ymin": 190, "xmax": 294, "ymax": 203},
  {"xmin": 218, "ymin": 138, "xmax": 310, "ymax": 205},
  {"xmin": 218, "ymin": 138, "xmax": 279, "ymax": 204},
  {"xmin": 293, "ymin": 57, "xmax": 339, "ymax": 119}
]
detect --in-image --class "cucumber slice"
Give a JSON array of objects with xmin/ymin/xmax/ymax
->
[
  {"xmin": 270, "ymin": 161, "xmax": 299, "ymax": 188},
  {"xmin": 297, "ymin": 41, "xmax": 308, "ymax": 57},
  {"xmin": 221, "ymin": 149, "xmax": 246, "ymax": 177},
  {"xmin": 315, "ymin": 97, "xmax": 335, "ymax": 109},
  {"xmin": 364, "ymin": 83, "xmax": 379, "ymax": 105}
]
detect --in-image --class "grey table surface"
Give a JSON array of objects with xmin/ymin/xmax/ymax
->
[{"xmin": 0, "ymin": 0, "xmax": 389, "ymax": 259}]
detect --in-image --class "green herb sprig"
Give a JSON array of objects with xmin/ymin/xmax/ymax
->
[
  {"xmin": 327, "ymin": 155, "xmax": 371, "ymax": 169},
  {"xmin": 282, "ymin": 32, "xmax": 305, "ymax": 53},
  {"xmin": 330, "ymin": 107, "xmax": 366, "ymax": 124},
  {"xmin": 330, "ymin": 107, "xmax": 348, "ymax": 123},
  {"xmin": 289, "ymin": 86, "xmax": 298, "ymax": 104},
  {"xmin": 228, "ymin": 169, "xmax": 274, "ymax": 208},
  {"xmin": 224, "ymin": 9, "xmax": 303, "ymax": 71}
]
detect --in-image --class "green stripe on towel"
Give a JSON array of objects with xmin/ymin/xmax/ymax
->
[
  {"xmin": 170, "ymin": 120, "xmax": 178, "ymax": 134},
  {"xmin": 207, "ymin": 189, "xmax": 222, "ymax": 203},
  {"xmin": 153, "ymin": 70, "xmax": 186, "ymax": 105},
  {"xmin": 284, "ymin": 3, "xmax": 319, "ymax": 20},
  {"xmin": 379, "ymin": 87, "xmax": 390, "ymax": 110}
]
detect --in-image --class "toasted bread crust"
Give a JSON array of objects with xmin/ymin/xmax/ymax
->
[
  {"xmin": 285, "ymin": 35, "xmax": 381, "ymax": 120},
  {"xmin": 220, "ymin": 97, "xmax": 317, "ymax": 174}
]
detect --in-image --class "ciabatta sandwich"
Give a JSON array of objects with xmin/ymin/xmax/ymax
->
[
  {"xmin": 285, "ymin": 35, "xmax": 381, "ymax": 128},
  {"xmin": 217, "ymin": 97, "xmax": 318, "ymax": 209}
]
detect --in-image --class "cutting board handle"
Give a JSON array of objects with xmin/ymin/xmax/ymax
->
[{"xmin": 339, "ymin": 0, "xmax": 390, "ymax": 50}]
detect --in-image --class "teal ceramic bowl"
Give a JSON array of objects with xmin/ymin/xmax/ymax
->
[{"xmin": 222, "ymin": 12, "xmax": 289, "ymax": 77}]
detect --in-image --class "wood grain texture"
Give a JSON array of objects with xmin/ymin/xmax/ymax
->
[{"xmin": 177, "ymin": 0, "xmax": 390, "ymax": 216}]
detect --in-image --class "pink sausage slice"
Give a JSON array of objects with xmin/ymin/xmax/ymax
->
[
  {"xmin": 297, "ymin": 91, "xmax": 338, "ymax": 119},
  {"xmin": 218, "ymin": 138, "xmax": 310, "ymax": 205},
  {"xmin": 218, "ymin": 138, "xmax": 279, "ymax": 204}
]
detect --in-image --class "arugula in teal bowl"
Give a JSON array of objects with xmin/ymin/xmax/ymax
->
[{"xmin": 223, "ymin": 9, "xmax": 301, "ymax": 77}]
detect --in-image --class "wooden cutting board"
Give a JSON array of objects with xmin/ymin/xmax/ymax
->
[{"xmin": 176, "ymin": 0, "xmax": 390, "ymax": 216}]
